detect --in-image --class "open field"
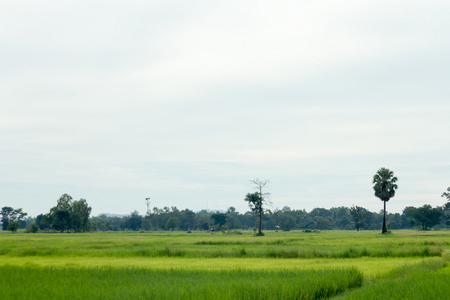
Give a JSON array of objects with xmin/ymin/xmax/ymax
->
[{"xmin": 0, "ymin": 230, "xmax": 449, "ymax": 299}]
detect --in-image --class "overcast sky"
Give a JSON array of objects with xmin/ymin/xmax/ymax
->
[{"xmin": 1, "ymin": 0, "xmax": 449, "ymax": 217}]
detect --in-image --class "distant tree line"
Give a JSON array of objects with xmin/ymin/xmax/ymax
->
[
  {"xmin": 87, "ymin": 203, "xmax": 448, "ymax": 232},
  {"xmin": 1, "ymin": 194, "xmax": 92, "ymax": 233},
  {"xmin": 2, "ymin": 186, "xmax": 449, "ymax": 233}
]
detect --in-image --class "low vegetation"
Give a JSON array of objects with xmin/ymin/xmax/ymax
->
[
  {"xmin": 0, "ymin": 266, "xmax": 364, "ymax": 300},
  {"xmin": 0, "ymin": 230, "xmax": 448, "ymax": 299},
  {"xmin": 336, "ymin": 257, "xmax": 450, "ymax": 299}
]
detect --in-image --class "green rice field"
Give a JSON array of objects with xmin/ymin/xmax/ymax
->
[{"xmin": 0, "ymin": 230, "xmax": 449, "ymax": 299}]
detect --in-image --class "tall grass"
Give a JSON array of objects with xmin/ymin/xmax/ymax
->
[
  {"xmin": 0, "ymin": 265, "xmax": 363, "ymax": 300},
  {"xmin": 0, "ymin": 230, "xmax": 447, "ymax": 259},
  {"xmin": 0, "ymin": 230, "xmax": 448, "ymax": 299},
  {"xmin": 335, "ymin": 258, "xmax": 449, "ymax": 299}
]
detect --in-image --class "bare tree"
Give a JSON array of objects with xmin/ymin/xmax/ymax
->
[{"xmin": 245, "ymin": 178, "xmax": 270, "ymax": 236}]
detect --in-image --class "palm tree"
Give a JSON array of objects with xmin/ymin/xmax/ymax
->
[{"xmin": 372, "ymin": 167, "xmax": 398, "ymax": 233}]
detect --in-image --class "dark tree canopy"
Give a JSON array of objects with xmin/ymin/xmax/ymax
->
[
  {"xmin": 373, "ymin": 168, "xmax": 398, "ymax": 202},
  {"xmin": 1, "ymin": 207, "xmax": 27, "ymax": 231},
  {"xmin": 349, "ymin": 205, "xmax": 368, "ymax": 231},
  {"xmin": 245, "ymin": 192, "xmax": 265, "ymax": 235},
  {"xmin": 405, "ymin": 205, "xmax": 443, "ymax": 230},
  {"xmin": 7, "ymin": 221, "xmax": 20, "ymax": 233},
  {"xmin": 72, "ymin": 199, "xmax": 92, "ymax": 232},
  {"xmin": 165, "ymin": 217, "xmax": 180, "ymax": 231},
  {"xmin": 127, "ymin": 210, "xmax": 143, "ymax": 231},
  {"xmin": 211, "ymin": 213, "xmax": 227, "ymax": 229},
  {"xmin": 45, "ymin": 194, "xmax": 92, "ymax": 232}
]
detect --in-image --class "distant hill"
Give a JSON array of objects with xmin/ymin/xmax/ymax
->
[{"xmin": 96, "ymin": 213, "xmax": 128, "ymax": 218}]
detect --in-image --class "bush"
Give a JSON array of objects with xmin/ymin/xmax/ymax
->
[
  {"xmin": 7, "ymin": 221, "xmax": 20, "ymax": 233},
  {"xmin": 26, "ymin": 222, "xmax": 39, "ymax": 233}
]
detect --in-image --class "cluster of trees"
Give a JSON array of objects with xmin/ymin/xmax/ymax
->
[
  {"xmin": 1, "ymin": 207, "xmax": 27, "ymax": 232},
  {"xmin": 2, "ymin": 201, "xmax": 448, "ymax": 233},
  {"xmin": 35, "ymin": 194, "xmax": 92, "ymax": 232},
  {"xmin": 83, "ymin": 202, "xmax": 448, "ymax": 232}
]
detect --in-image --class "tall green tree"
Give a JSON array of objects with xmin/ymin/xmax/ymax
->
[
  {"xmin": 165, "ymin": 217, "xmax": 180, "ymax": 231},
  {"xmin": 211, "ymin": 213, "xmax": 227, "ymax": 229},
  {"xmin": 7, "ymin": 221, "xmax": 20, "ymax": 233},
  {"xmin": 39, "ymin": 213, "xmax": 54, "ymax": 232},
  {"xmin": 442, "ymin": 187, "xmax": 450, "ymax": 225},
  {"xmin": 443, "ymin": 202, "xmax": 450, "ymax": 226},
  {"xmin": 50, "ymin": 194, "xmax": 74, "ymax": 232},
  {"xmin": 279, "ymin": 213, "xmax": 296, "ymax": 231},
  {"xmin": 404, "ymin": 205, "xmax": 443, "ymax": 230},
  {"xmin": 56, "ymin": 194, "xmax": 73, "ymax": 211},
  {"xmin": 1, "ymin": 207, "xmax": 27, "ymax": 230},
  {"xmin": 127, "ymin": 210, "xmax": 142, "ymax": 231},
  {"xmin": 72, "ymin": 199, "xmax": 92, "ymax": 232},
  {"xmin": 1, "ymin": 207, "xmax": 14, "ymax": 230},
  {"xmin": 372, "ymin": 167, "xmax": 398, "ymax": 233},
  {"xmin": 349, "ymin": 205, "xmax": 368, "ymax": 231},
  {"xmin": 180, "ymin": 209, "xmax": 196, "ymax": 230},
  {"xmin": 52, "ymin": 210, "xmax": 70, "ymax": 232}
]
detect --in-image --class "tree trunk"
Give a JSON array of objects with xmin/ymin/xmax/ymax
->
[
  {"xmin": 258, "ymin": 213, "xmax": 262, "ymax": 235},
  {"xmin": 258, "ymin": 186, "xmax": 263, "ymax": 235},
  {"xmin": 382, "ymin": 201, "xmax": 387, "ymax": 233}
]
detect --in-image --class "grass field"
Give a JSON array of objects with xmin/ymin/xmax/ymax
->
[{"xmin": 0, "ymin": 230, "xmax": 449, "ymax": 299}]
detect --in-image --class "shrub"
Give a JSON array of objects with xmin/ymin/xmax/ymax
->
[
  {"xmin": 26, "ymin": 223, "xmax": 39, "ymax": 233},
  {"xmin": 7, "ymin": 221, "xmax": 20, "ymax": 233}
]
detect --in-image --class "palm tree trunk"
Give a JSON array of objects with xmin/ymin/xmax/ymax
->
[
  {"xmin": 257, "ymin": 204, "xmax": 262, "ymax": 235},
  {"xmin": 258, "ymin": 187, "xmax": 263, "ymax": 235},
  {"xmin": 258, "ymin": 213, "xmax": 262, "ymax": 235},
  {"xmin": 382, "ymin": 201, "xmax": 387, "ymax": 233}
]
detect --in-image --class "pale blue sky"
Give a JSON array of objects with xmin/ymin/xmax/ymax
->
[{"xmin": 1, "ymin": 0, "xmax": 449, "ymax": 217}]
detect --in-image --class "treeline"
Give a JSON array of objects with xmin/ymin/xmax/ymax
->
[
  {"xmin": 90, "ymin": 204, "xmax": 449, "ymax": 232},
  {"xmin": 2, "ymin": 191, "xmax": 449, "ymax": 233},
  {"xmin": 1, "ymin": 194, "xmax": 91, "ymax": 233}
]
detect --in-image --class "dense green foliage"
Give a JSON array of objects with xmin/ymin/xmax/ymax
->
[
  {"xmin": 86, "ymin": 205, "xmax": 449, "ymax": 232},
  {"xmin": 1, "ymin": 207, "xmax": 27, "ymax": 230},
  {"xmin": 349, "ymin": 206, "xmax": 368, "ymax": 231},
  {"xmin": 43, "ymin": 194, "xmax": 92, "ymax": 232},
  {"xmin": 405, "ymin": 205, "xmax": 443, "ymax": 230},
  {"xmin": 9, "ymin": 204, "xmax": 449, "ymax": 233},
  {"xmin": 6, "ymin": 221, "xmax": 19, "ymax": 233}
]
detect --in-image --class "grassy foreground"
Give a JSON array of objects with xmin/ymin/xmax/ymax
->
[
  {"xmin": 0, "ymin": 266, "xmax": 363, "ymax": 300},
  {"xmin": 0, "ymin": 230, "xmax": 449, "ymax": 299}
]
